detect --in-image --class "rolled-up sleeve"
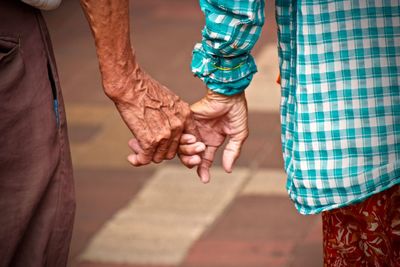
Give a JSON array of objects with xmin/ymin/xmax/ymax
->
[{"xmin": 192, "ymin": 0, "xmax": 265, "ymax": 95}]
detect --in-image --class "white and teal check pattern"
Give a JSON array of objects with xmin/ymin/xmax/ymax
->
[
  {"xmin": 192, "ymin": 0, "xmax": 265, "ymax": 95},
  {"xmin": 195, "ymin": 0, "xmax": 400, "ymax": 214}
]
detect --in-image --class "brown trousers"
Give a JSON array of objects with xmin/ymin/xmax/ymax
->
[{"xmin": 0, "ymin": 1, "xmax": 75, "ymax": 267}]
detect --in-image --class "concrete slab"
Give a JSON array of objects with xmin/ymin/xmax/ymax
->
[
  {"xmin": 80, "ymin": 166, "xmax": 250, "ymax": 265},
  {"xmin": 288, "ymin": 216, "xmax": 323, "ymax": 267},
  {"xmin": 241, "ymin": 169, "xmax": 287, "ymax": 196}
]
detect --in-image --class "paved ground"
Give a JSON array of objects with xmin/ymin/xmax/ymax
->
[{"xmin": 43, "ymin": 1, "xmax": 323, "ymax": 266}]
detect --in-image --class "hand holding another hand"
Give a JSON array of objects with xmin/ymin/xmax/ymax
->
[
  {"xmin": 107, "ymin": 66, "xmax": 203, "ymax": 166},
  {"xmin": 179, "ymin": 90, "xmax": 249, "ymax": 183}
]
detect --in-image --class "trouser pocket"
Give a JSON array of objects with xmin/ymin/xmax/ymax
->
[
  {"xmin": 0, "ymin": 36, "xmax": 25, "ymax": 92},
  {"xmin": 47, "ymin": 62, "xmax": 60, "ymax": 127}
]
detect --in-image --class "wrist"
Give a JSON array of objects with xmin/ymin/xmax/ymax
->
[
  {"xmin": 102, "ymin": 56, "xmax": 143, "ymax": 101},
  {"xmin": 206, "ymin": 89, "xmax": 245, "ymax": 104}
]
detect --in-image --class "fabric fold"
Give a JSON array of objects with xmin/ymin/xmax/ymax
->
[{"xmin": 191, "ymin": 44, "xmax": 257, "ymax": 95}]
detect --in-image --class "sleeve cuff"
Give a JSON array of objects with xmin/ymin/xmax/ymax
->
[{"xmin": 191, "ymin": 44, "xmax": 257, "ymax": 96}]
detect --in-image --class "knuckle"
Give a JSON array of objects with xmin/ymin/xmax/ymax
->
[
  {"xmin": 170, "ymin": 119, "xmax": 183, "ymax": 133},
  {"xmin": 143, "ymin": 138, "xmax": 156, "ymax": 150},
  {"xmin": 174, "ymin": 124, "xmax": 184, "ymax": 134},
  {"xmin": 202, "ymin": 158, "xmax": 213, "ymax": 168},
  {"xmin": 156, "ymin": 132, "xmax": 171, "ymax": 143},
  {"xmin": 164, "ymin": 129, "xmax": 172, "ymax": 140}
]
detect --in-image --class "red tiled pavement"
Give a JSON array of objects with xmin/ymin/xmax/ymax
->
[
  {"xmin": 184, "ymin": 240, "xmax": 292, "ymax": 267},
  {"xmin": 289, "ymin": 218, "xmax": 323, "ymax": 267},
  {"xmin": 78, "ymin": 262, "xmax": 172, "ymax": 267},
  {"xmin": 182, "ymin": 196, "xmax": 322, "ymax": 267}
]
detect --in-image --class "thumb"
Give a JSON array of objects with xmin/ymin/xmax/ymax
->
[{"xmin": 222, "ymin": 138, "xmax": 245, "ymax": 173}]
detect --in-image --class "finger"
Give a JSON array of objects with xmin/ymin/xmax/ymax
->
[
  {"xmin": 179, "ymin": 142, "xmax": 205, "ymax": 155},
  {"xmin": 180, "ymin": 134, "xmax": 198, "ymax": 145},
  {"xmin": 136, "ymin": 148, "xmax": 156, "ymax": 165},
  {"xmin": 179, "ymin": 154, "xmax": 202, "ymax": 168},
  {"xmin": 197, "ymin": 146, "xmax": 217, "ymax": 184},
  {"xmin": 222, "ymin": 138, "xmax": 245, "ymax": 173},
  {"xmin": 130, "ymin": 122, "xmax": 158, "ymax": 166},
  {"xmin": 152, "ymin": 136, "xmax": 172, "ymax": 163},
  {"xmin": 128, "ymin": 138, "xmax": 143, "ymax": 154},
  {"xmin": 134, "ymin": 109, "xmax": 169, "ymax": 164},
  {"xmin": 152, "ymin": 112, "xmax": 176, "ymax": 163},
  {"xmin": 165, "ymin": 134, "xmax": 180, "ymax": 160},
  {"xmin": 127, "ymin": 138, "xmax": 153, "ymax": 166}
]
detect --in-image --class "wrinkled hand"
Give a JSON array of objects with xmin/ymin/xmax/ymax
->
[
  {"xmin": 179, "ymin": 90, "xmax": 249, "ymax": 183},
  {"xmin": 108, "ymin": 66, "xmax": 201, "ymax": 166},
  {"xmin": 80, "ymin": 0, "xmax": 204, "ymax": 167}
]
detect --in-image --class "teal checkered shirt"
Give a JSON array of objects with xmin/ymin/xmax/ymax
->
[
  {"xmin": 193, "ymin": 0, "xmax": 400, "ymax": 214},
  {"xmin": 192, "ymin": 0, "xmax": 265, "ymax": 95}
]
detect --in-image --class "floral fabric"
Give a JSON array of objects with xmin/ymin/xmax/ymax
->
[{"xmin": 322, "ymin": 184, "xmax": 400, "ymax": 266}]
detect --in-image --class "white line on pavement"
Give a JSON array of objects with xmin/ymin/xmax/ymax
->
[{"xmin": 80, "ymin": 166, "xmax": 251, "ymax": 265}]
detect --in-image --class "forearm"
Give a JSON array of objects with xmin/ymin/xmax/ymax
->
[{"xmin": 80, "ymin": 0, "xmax": 137, "ymax": 98}]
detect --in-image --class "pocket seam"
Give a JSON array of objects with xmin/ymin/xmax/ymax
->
[{"xmin": 0, "ymin": 35, "xmax": 21, "ymax": 62}]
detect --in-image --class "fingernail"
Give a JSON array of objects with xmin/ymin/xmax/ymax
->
[
  {"xmin": 200, "ymin": 169, "xmax": 210, "ymax": 183},
  {"xmin": 195, "ymin": 144, "xmax": 205, "ymax": 153},
  {"xmin": 202, "ymin": 176, "xmax": 210, "ymax": 183},
  {"xmin": 127, "ymin": 155, "xmax": 137, "ymax": 166},
  {"xmin": 226, "ymin": 165, "xmax": 234, "ymax": 173}
]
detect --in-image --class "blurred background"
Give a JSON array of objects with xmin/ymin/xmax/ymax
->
[{"xmin": 43, "ymin": 1, "xmax": 322, "ymax": 266}]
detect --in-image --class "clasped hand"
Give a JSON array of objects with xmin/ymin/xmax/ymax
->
[
  {"xmin": 108, "ymin": 66, "xmax": 204, "ymax": 166},
  {"xmin": 111, "ymin": 68, "xmax": 248, "ymax": 183}
]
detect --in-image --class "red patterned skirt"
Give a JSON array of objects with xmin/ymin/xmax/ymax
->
[{"xmin": 322, "ymin": 185, "xmax": 400, "ymax": 266}]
